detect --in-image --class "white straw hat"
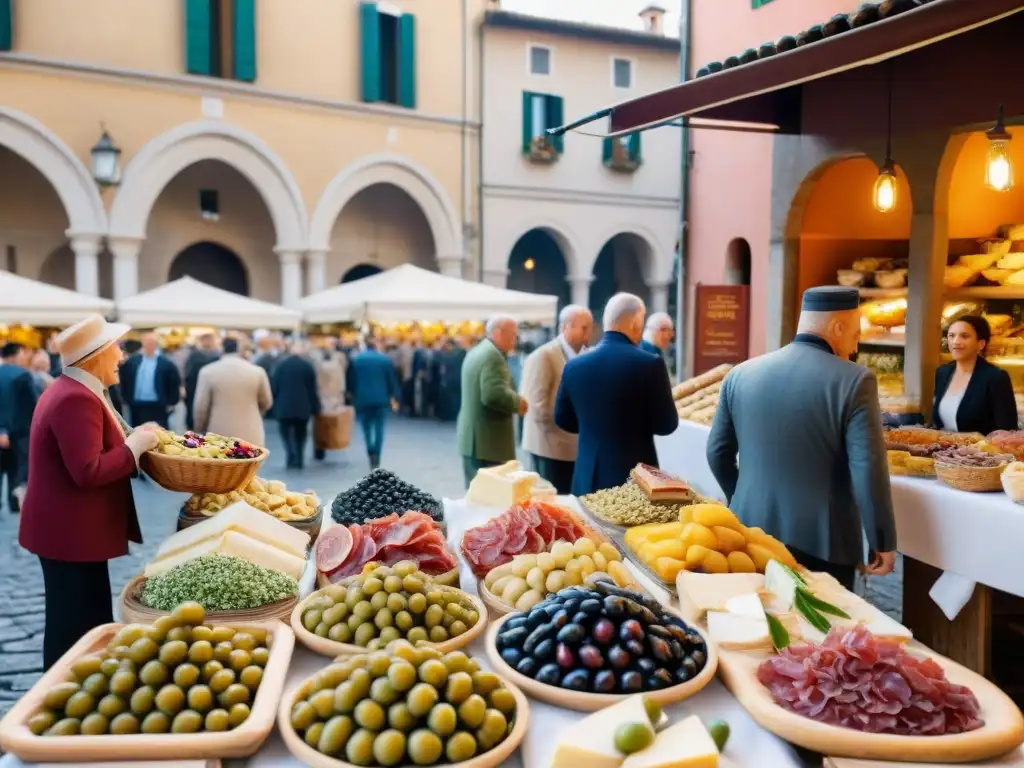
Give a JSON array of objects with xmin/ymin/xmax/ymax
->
[{"xmin": 57, "ymin": 314, "xmax": 130, "ymax": 367}]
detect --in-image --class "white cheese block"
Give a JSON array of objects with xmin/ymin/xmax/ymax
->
[
  {"xmin": 155, "ymin": 501, "xmax": 309, "ymax": 562},
  {"xmin": 550, "ymin": 694, "xmax": 652, "ymax": 768},
  {"xmin": 763, "ymin": 559, "xmax": 801, "ymax": 613},
  {"xmin": 466, "ymin": 460, "xmax": 537, "ymax": 508},
  {"xmin": 621, "ymin": 715, "xmax": 719, "ymax": 768},
  {"xmin": 724, "ymin": 592, "xmax": 765, "ymax": 619},
  {"xmin": 676, "ymin": 571, "xmax": 765, "ymax": 624},
  {"xmin": 145, "ymin": 531, "xmax": 306, "ymax": 580},
  {"xmin": 706, "ymin": 610, "xmax": 771, "ymax": 651}
]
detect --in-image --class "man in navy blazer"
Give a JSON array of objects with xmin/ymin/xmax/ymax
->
[{"xmin": 555, "ymin": 293, "xmax": 679, "ymax": 495}]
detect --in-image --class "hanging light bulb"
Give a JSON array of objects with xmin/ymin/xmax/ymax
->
[
  {"xmin": 524, "ymin": 257, "xmax": 536, "ymax": 271},
  {"xmin": 874, "ymin": 159, "xmax": 898, "ymax": 213},
  {"xmin": 985, "ymin": 105, "xmax": 1014, "ymax": 193}
]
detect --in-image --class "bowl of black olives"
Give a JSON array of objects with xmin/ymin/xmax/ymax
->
[{"xmin": 485, "ymin": 581, "xmax": 717, "ymax": 712}]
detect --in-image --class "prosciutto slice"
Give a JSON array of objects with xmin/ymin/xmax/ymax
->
[
  {"xmin": 322, "ymin": 510, "xmax": 456, "ymax": 581},
  {"xmin": 757, "ymin": 625, "xmax": 984, "ymax": 736}
]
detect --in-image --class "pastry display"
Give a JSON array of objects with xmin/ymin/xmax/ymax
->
[
  {"xmin": 466, "ymin": 460, "xmax": 555, "ymax": 507},
  {"xmin": 630, "ymin": 464, "xmax": 695, "ymax": 502},
  {"xmin": 886, "ymin": 450, "xmax": 936, "ymax": 477},
  {"xmin": 492, "ymin": 581, "xmax": 709, "ymax": 694},
  {"xmin": 317, "ymin": 512, "xmax": 457, "ymax": 583},
  {"xmin": 581, "ymin": 482, "xmax": 705, "ymax": 527},
  {"xmin": 862, "ymin": 298, "xmax": 907, "ymax": 328},
  {"xmin": 932, "ymin": 445, "xmax": 1014, "ymax": 468},
  {"xmin": 987, "ymin": 430, "xmax": 1024, "ymax": 460},
  {"xmin": 624, "ymin": 504, "xmax": 798, "ymax": 583},
  {"xmin": 481, "ymin": 537, "xmax": 636, "ymax": 611},
  {"xmin": 142, "ymin": 555, "xmax": 298, "ymax": 613},
  {"xmin": 460, "ymin": 500, "xmax": 594, "ymax": 578},
  {"xmin": 27, "ymin": 603, "xmax": 268, "ymax": 736},
  {"xmin": 298, "ymin": 561, "xmax": 479, "ymax": 650},
  {"xmin": 153, "ymin": 430, "xmax": 262, "ymax": 460},
  {"xmin": 671, "ymin": 367, "xmax": 730, "ymax": 425},
  {"xmin": 331, "ymin": 469, "xmax": 443, "ymax": 526},
  {"xmin": 185, "ymin": 477, "xmax": 319, "ymax": 521},
  {"xmin": 287, "ymin": 643, "xmax": 518, "ymax": 764}
]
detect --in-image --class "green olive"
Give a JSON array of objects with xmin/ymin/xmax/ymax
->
[
  {"xmin": 407, "ymin": 683, "xmax": 439, "ymax": 717},
  {"xmin": 214, "ymin": 641, "xmax": 234, "ymax": 663},
  {"xmin": 374, "ymin": 608, "xmax": 394, "ymax": 630},
  {"xmin": 158, "ymin": 640, "xmax": 189, "ymax": 667},
  {"xmin": 366, "ymin": 638, "xmax": 385, "ymax": 652},
  {"xmin": 309, "ymin": 688, "xmax": 336, "ymax": 719},
  {"xmin": 332, "ymin": 681, "xmax": 358, "ymax": 714},
  {"xmin": 429, "ymin": 626, "xmax": 449, "ymax": 643},
  {"xmin": 141, "ymin": 710, "xmax": 171, "ymax": 733},
  {"xmin": 108, "ymin": 668, "xmax": 137, "ymax": 697},
  {"xmin": 172, "ymin": 601, "xmax": 206, "ymax": 626},
  {"xmin": 27, "ymin": 710, "xmax": 57, "ymax": 735},
  {"xmin": 353, "ymin": 623, "xmax": 377, "ymax": 647},
  {"xmin": 424, "ymin": 604, "xmax": 444, "ymax": 629},
  {"xmin": 353, "ymin": 601, "xmax": 374, "ymax": 621},
  {"xmin": 363, "ymin": 577, "xmax": 384, "ymax": 596},
  {"xmin": 114, "ymin": 624, "xmax": 147, "ymax": 647},
  {"xmin": 383, "ymin": 575, "xmax": 404, "ymax": 593},
  {"xmin": 394, "ymin": 611, "xmax": 414, "ymax": 633},
  {"xmin": 173, "ymin": 663, "xmax": 201, "ymax": 688},
  {"xmin": 388, "ymin": 701, "xmax": 416, "ymax": 731},
  {"xmin": 403, "ymin": 575, "xmax": 425, "ymax": 594},
  {"xmin": 291, "ymin": 700, "xmax": 318, "ymax": 731},
  {"xmin": 450, "ymin": 620, "xmax": 468, "ymax": 637},
  {"xmin": 155, "ymin": 684, "xmax": 186, "ymax": 716},
  {"xmin": 472, "ymin": 671, "xmax": 502, "ymax": 696},
  {"xmin": 418, "ymin": 659, "xmax": 448, "ymax": 687},
  {"xmin": 304, "ymin": 721, "xmax": 325, "ymax": 748},
  {"xmin": 110, "ymin": 712, "xmax": 140, "ymax": 734},
  {"xmin": 347, "ymin": 614, "xmax": 364, "ymax": 633},
  {"xmin": 378, "ymin": 626, "xmax": 400, "ymax": 645},
  {"xmin": 43, "ymin": 682, "xmax": 80, "ymax": 711},
  {"xmin": 209, "ymin": 668, "xmax": 236, "ymax": 694},
  {"xmin": 326, "ymin": 584, "xmax": 348, "ymax": 602},
  {"xmin": 45, "ymin": 717, "xmax": 81, "ymax": 736},
  {"xmin": 239, "ymin": 665, "xmax": 263, "ymax": 689},
  {"xmin": 407, "ymin": 728, "xmax": 443, "ymax": 765},
  {"xmin": 232, "ymin": 632, "xmax": 256, "ymax": 652},
  {"xmin": 166, "ymin": 625, "xmax": 193, "ymax": 644},
  {"xmin": 407, "ymin": 593, "xmax": 427, "ymax": 615},
  {"xmin": 345, "ymin": 728, "xmax": 377, "ymax": 766},
  {"xmin": 188, "ymin": 640, "xmax": 214, "ymax": 664},
  {"xmin": 487, "ymin": 687, "xmax": 516, "ymax": 716},
  {"xmin": 465, "ymin": 610, "xmax": 480, "ymax": 627},
  {"xmin": 228, "ymin": 702, "xmax": 251, "ymax": 728},
  {"xmin": 323, "ymin": 604, "xmax": 347, "ymax": 627},
  {"xmin": 71, "ymin": 654, "xmax": 104, "ymax": 682},
  {"xmin": 481, "ymin": 708, "xmax": 508, "ymax": 739},
  {"xmin": 458, "ymin": 694, "xmax": 487, "ymax": 729},
  {"xmin": 210, "ymin": 626, "xmax": 235, "ymax": 644},
  {"xmin": 373, "ymin": 729, "xmax": 407, "ymax": 766},
  {"xmin": 317, "ymin": 622, "xmax": 330, "ymax": 637},
  {"xmin": 251, "ymin": 647, "xmax": 270, "ymax": 667},
  {"xmin": 139, "ymin": 660, "xmax": 168, "ymax": 687},
  {"xmin": 394, "ymin": 561, "xmax": 417, "ymax": 578},
  {"xmin": 427, "ymin": 702, "xmax": 457, "ymax": 736},
  {"xmin": 442, "ymin": 613, "xmax": 455, "ymax": 630},
  {"xmin": 446, "ymin": 731, "xmax": 479, "ymax": 762},
  {"xmin": 228, "ymin": 649, "xmax": 252, "ymax": 672},
  {"xmin": 406, "ymin": 627, "xmax": 429, "ymax": 645},
  {"xmin": 187, "ymin": 684, "xmax": 214, "ymax": 713},
  {"xmin": 64, "ymin": 690, "xmax": 96, "ymax": 720},
  {"xmin": 130, "ymin": 685, "xmax": 156, "ymax": 715},
  {"xmin": 204, "ymin": 708, "xmax": 230, "ymax": 732},
  {"xmin": 442, "ymin": 652, "xmax": 471, "ymax": 674},
  {"xmin": 80, "ymin": 712, "xmax": 109, "ymax": 735},
  {"xmin": 304, "ymin": 608, "xmax": 322, "ymax": 632},
  {"xmin": 190, "ymin": 625, "xmax": 214, "ymax": 644},
  {"xmin": 346, "ymin": 587, "xmax": 366, "ymax": 608},
  {"xmin": 171, "ymin": 709, "xmax": 203, "ymax": 733},
  {"xmin": 93, "ymin": 694, "xmax": 123, "ymax": 720},
  {"xmin": 219, "ymin": 683, "xmax": 251, "ymax": 709},
  {"xmin": 202, "ymin": 660, "xmax": 224, "ymax": 681},
  {"xmin": 82, "ymin": 672, "xmax": 109, "ymax": 698},
  {"xmin": 328, "ymin": 623, "xmax": 353, "ymax": 644},
  {"xmin": 129, "ymin": 637, "xmax": 159, "ymax": 665},
  {"xmin": 319, "ymin": 715, "xmax": 355, "ymax": 757},
  {"xmin": 425, "ymin": 589, "xmax": 444, "ymax": 606},
  {"xmin": 100, "ymin": 657, "xmax": 121, "ymax": 677},
  {"xmin": 354, "ymin": 699, "xmax": 386, "ymax": 731},
  {"xmin": 151, "ymin": 616, "xmax": 179, "ymax": 640}
]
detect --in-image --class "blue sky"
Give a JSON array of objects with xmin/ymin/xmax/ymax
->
[{"xmin": 501, "ymin": 0, "xmax": 682, "ymax": 36}]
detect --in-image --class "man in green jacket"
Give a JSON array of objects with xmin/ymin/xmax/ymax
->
[{"xmin": 457, "ymin": 316, "xmax": 528, "ymax": 486}]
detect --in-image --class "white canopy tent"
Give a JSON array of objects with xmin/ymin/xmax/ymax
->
[
  {"xmin": 298, "ymin": 264, "xmax": 559, "ymax": 325},
  {"xmin": 0, "ymin": 270, "xmax": 114, "ymax": 326},
  {"xmin": 116, "ymin": 276, "xmax": 302, "ymax": 330}
]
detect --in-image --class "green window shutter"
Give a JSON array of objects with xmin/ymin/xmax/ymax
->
[
  {"xmin": 233, "ymin": 0, "xmax": 257, "ymax": 82},
  {"xmin": 631, "ymin": 132, "xmax": 642, "ymax": 164},
  {"xmin": 521, "ymin": 91, "xmax": 533, "ymax": 153},
  {"xmin": 360, "ymin": 2, "xmax": 381, "ymax": 103},
  {"xmin": 602, "ymin": 137, "xmax": 613, "ymax": 166},
  {"xmin": 0, "ymin": 0, "xmax": 12, "ymax": 52},
  {"xmin": 397, "ymin": 13, "xmax": 416, "ymax": 108},
  {"xmin": 185, "ymin": 0, "xmax": 213, "ymax": 75},
  {"xmin": 547, "ymin": 95, "xmax": 564, "ymax": 153}
]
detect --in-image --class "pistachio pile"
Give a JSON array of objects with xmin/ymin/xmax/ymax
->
[
  {"xmin": 581, "ymin": 482, "xmax": 701, "ymax": 526},
  {"xmin": 142, "ymin": 555, "xmax": 298, "ymax": 613}
]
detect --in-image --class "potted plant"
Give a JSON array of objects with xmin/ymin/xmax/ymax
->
[{"xmin": 528, "ymin": 135, "xmax": 559, "ymax": 164}]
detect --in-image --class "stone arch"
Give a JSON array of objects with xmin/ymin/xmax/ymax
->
[
  {"xmin": 0, "ymin": 107, "xmax": 107, "ymax": 236},
  {"xmin": 501, "ymin": 220, "xmax": 583, "ymax": 280},
  {"xmin": 108, "ymin": 121, "xmax": 308, "ymax": 250},
  {"xmin": 170, "ymin": 241, "xmax": 250, "ymax": 296},
  {"xmin": 310, "ymin": 154, "xmax": 460, "ymax": 260},
  {"xmin": 589, "ymin": 223, "xmax": 669, "ymax": 283}
]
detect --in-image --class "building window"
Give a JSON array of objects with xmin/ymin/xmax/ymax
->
[
  {"xmin": 522, "ymin": 92, "xmax": 564, "ymax": 162},
  {"xmin": 529, "ymin": 45, "xmax": 551, "ymax": 76},
  {"xmin": 0, "ymin": 0, "xmax": 12, "ymax": 52},
  {"xmin": 185, "ymin": 0, "xmax": 257, "ymax": 82},
  {"xmin": 361, "ymin": 2, "xmax": 416, "ymax": 108},
  {"xmin": 602, "ymin": 133, "xmax": 642, "ymax": 172},
  {"xmin": 612, "ymin": 58, "xmax": 632, "ymax": 89},
  {"xmin": 751, "ymin": 0, "xmax": 777, "ymax": 7},
  {"xmin": 199, "ymin": 190, "xmax": 220, "ymax": 221}
]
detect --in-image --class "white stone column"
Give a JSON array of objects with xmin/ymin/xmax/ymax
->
[
  {"xmin": 306, "ymin": 249, "xmax": 327, "ymax": 296},
  {"xmin": 649, "ymin": 280, "xmax": 671, "ymax": 314},
  {"xmin": 67, "ymin": 232, "xmax": 102, "ymax": 297},
  {"xmin": 481, "ymin": 268, "xmax": 508, "ymax": 288},
  {"xmin": 567, "ymin": 275, "xmax": 593, "ymax": 308},
  {"xmin": 277, "ymin": 249, "xmax": 303, "ymax": 307},
  {"xmin": 437, "ymin": 254, "xmax": 465, "ymax": 279},
  {"xmin": 108, "ymin": 236, "xmax": 143, "ymax": 302}
]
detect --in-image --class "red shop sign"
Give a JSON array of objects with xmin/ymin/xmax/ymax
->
[{"xmin": 694, "ymin": 284, "xmax": 750, "ymax": 375}]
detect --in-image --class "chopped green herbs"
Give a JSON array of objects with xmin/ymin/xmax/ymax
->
[{"xmin": 142, "ymin": 554, "xmax": 298, "ymax": 613}]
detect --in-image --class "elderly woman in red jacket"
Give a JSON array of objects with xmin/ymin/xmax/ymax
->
[{"xmin": 19, "ymin": 315, "xmax": 160, "ymax": 668}]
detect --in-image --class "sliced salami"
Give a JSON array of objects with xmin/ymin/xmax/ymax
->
[{"xmin": 315, "ymin": 525, "xmax": 354, "ymax": 574}]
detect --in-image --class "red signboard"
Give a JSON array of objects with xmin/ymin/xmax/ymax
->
[{"xmin": 694, "ymin": 284, "xmax": 750, "ymax": 375}]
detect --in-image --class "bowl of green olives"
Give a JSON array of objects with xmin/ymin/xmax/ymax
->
[
  {"xmin": 293, "ymin": 562, "xmax": 488, "ymax": 658},
  {"xmin": 0, "ymin": 602, "xmax": 295, "ymax": 762},
  {"xmin": 278, "ymin": 641, "xmax": 529, "ymax": 768}
]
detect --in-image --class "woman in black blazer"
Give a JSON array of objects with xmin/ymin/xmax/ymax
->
[{"xmin": 933, "ymin": 315, "xmax": 1018, "ymax": 435}]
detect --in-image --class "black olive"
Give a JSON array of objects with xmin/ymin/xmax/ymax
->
[
  {"xmin": 562, "ymin": 669, "xmax": 590, "ymax": 692},
  {"xmin": 592, "ymin": 670, "xmax": 617, "ymax": 694},
  {"xmin": 498, "ymin": 627, "xmax": 529, "ymax": 650},
  {"xmin": 580, "ymin": 599, "xmax": 602, "ymax": 616},
  {"xmin": 619, "ymin": 620, "xmax": 644, "ymax": 643},
  {"xmin": 608, "ymin": 646, "xmax": 631, "ymax": 670},
  {"xmin": 648, "ymin": 625, "xmax": 673, "ymax": 641},
  {"xmin": 625, "ymin": 640, "xmax": 645, "ymax": 657},
  {"xmin": 646, "ymin": 674, "xmax": 668, "ymax": 691},
  {"xmin": 691, "ymin": 649, "xmax": 707, "ymax": 669},
  {"xmin": 525, "ymin": 609, "xmax": 547, "ymax": 631},
  {"xmin": 534, "ymin": 638, "xmax": 555, "ymax": 661},
  {"xmin": 504, "ymin": 616, "xmax": 528, "ymax": 632},
  {"xmin": 648, "ymin": 637, "xmax": 673, "ymax": 664},
  {"xmin": 551, "ymin": 609, "xmax": 571, "ymax": 629},
  {"xmin": 523, "ymin": 624, "xmax": 555, "ymax": 655},
  {"xmin": 572, "ymin": 612, "xmax": 590, "ymax": 627},
  {"xmin": 558, "ymin": 588, "xmax": 585, "ymax": 602},
  {"xmin": 636, "ymin": 658, "xmax": 657, "ymax": 675},
  {"xmin": 669, "ymin": 640, "xmax": 685, "ymax": 661},
  {"xmin": 653, "ymin": 668, "xmax": 675, "ymax": 688},
  {"xmin": 675, "ymin": 665, "xmax": 693, "ymax": 684},
  {"xmin": 682, "ymin": 657, "xmax": 699, "ymax": 678},
  {"xmin": 515, "ymin": 656, "xmax": 539, "ymax": 679},
  {"xmin": 535, "ymin": 664, "xmax": 561, "ymax": 686},
  {"xmin": 556, "ymin": 624, "xmax": 586, "ymax": 647},
  {"xmin": 620, "ymin": 671, "xmax": 643, "ymax": 693},
  {"xmin": 603, "ymin": 596, "xmax": 627, "ymax": 619},
  {"xmin": 562, "ymin": 598, "xmax": 581, "ymax": 615},
  {"xmin": 578, "ymin": 646, "xmax": 604, "ymax": 670},
  {"xmin": 500, "ymin": 648, "xmax": 523, "ymax": 668}
]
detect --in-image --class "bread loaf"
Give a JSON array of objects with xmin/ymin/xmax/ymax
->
[
  {"xmin": 672, "ymin": 364, "xmax": 731, "ymax": 400},
  {"xmin": 676, "ymin": 381, "xmax": 722, "ymax": 408}
]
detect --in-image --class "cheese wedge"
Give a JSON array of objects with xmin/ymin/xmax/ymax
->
[
  {"xmin": 723, "ymin": 592, "xmax": 764, "ymax": 619},
  {"xmin": 676, "ymin": 571, "xmax": 765, "ymax": 624},
  {"xmin": 145, "ymin": 531, "xmax": 306, "ymax": 580},
  {"xmin": 466, "ymin": 460, "xmax": 538, "ymax": 508},
  {"xmin": 621, "ymin": 716, "xmax": 719, "ymax": 768},
  {"xmin": 550, "ymin": 695, "xmax": 652, "ymax": 768},
  {"xmin": 707, "ymin": 611, "xmax": 771, "ymax": 651},
  {"xmin": 155, "ymin": 502, "xmax": 309, "ymax": 562}
]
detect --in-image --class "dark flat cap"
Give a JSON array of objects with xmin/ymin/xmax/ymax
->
[{"xmin": 802, "ymin": 286, "xmax": 860, "ymax": 312}]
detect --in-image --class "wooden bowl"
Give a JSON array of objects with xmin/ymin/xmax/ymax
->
[
  {"xmin": 142, "ymin": 449, "xmax": 268, "ymax": 494},
  {"xmin": 292, "ymin": 584, "xmax": 488, "ymax": 658},
  {"xmin": 0, "ymin": 621, "xmax": 294, "ymax": 762},
  {"xmin": 317, "ymin": 566, "xmax": 459, "ymax": 591},
  {"xmin": 484, "ymin": 611, "xmax": 718, "ymax": 712},
  {"xmin": 118, "ymin": 574, "xmax": 298, "ymax": 626},
  {"xmin": 477, "ymin": 581, "xmax": 515, "ymax": 618},
  {"xmin": 277, "ymin": 666, "xmax": 530, "ymax": 768},
  {"xmin": 178, "ymin": 503, "xmax": 325, "ymax": 545}
]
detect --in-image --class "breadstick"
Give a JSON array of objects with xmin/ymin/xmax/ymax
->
[{"xmin": 672, "ymin": 364, "xmax": 731, "ymax": 400}]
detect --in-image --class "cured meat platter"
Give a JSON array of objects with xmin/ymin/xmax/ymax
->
[{"xmin": 717, "ymin": 636, "xmax": 1024, "ymax": 762}]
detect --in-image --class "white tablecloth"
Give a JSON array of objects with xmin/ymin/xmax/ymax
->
[{"xmin": 656, "ymin": 421, "xmax": 1024, "ymax": 599}]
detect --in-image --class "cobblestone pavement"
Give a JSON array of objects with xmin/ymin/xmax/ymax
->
[{"xmin": 0, "ymin": 413, "xmax": 902, "ymax": 716}]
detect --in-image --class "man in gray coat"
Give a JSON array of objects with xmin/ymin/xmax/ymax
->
[{"xmin": 706, "ymin": 286, "xmax": 897, "ymax": 589}]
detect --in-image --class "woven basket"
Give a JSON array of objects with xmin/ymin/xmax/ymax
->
[
  {"xmin": 141, "ymin": 449, "xmax": 268, "ymax": 494},
  {"xmin": 934, "ymin": 461, "xmax": 1008, "ymax": 492},
  {"xmin": 117, "ymin": 574, "xmax": 297, "ymax": 625},
  {"xmin": 177, "ymin": 503, "xmax": 324, "ymax": 545}
]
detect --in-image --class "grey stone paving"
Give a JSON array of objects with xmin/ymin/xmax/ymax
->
[{"xmin": 0, "ymin": 412, "xmax": 902, "ymax": 718}]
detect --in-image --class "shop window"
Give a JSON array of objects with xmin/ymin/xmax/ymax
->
[
  {"xmin": 0, "ymin": 0, "xmax": 12, "ymax": 51},
  {"xmin": 612, "ymin": 57, "xmax": 633, "ymax": 89},
  {"xmin": 522, "ymin": 92, "xmax": 564, "ymax": 163},
  {"xmin": 603, "ymin": 133, "xmax": 642, "ymax": 173},
  {"xmin": 529, "ymin": 45, "xmax": 551, "ymax": 76},
  {"xmin": 725, "ymin": 238, "xmax": 752, "ymax": 286},
  {"xmin": 361, "ymin": 2, "xmax": 416, "ymax": 108},
  {"xmin": 185, "ymin": 0, "xmax": 257, "ymax": 82}
]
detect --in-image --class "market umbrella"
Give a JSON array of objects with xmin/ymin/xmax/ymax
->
[
  {"xmin": 116, "ymin": 276, "xmax": 302, "ymax": 330},
  {"xmin": 297, "ymin": 264, "xmax": 559, "ymax": 324},
  {"xmin": 0, "ymin": 270, "xmax": 115, "ymax": 326}
]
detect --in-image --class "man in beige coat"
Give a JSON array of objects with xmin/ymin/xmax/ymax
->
[
  {"xmin": 520, "ymin": 305, "xmax": 593, "ymax": 493},
  {"xmin": 193, "ymin": 337, "xmax": 273, "ymax": 446}
]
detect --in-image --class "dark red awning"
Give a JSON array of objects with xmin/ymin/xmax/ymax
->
[{"xmin": 556, "ymin": 0, "xmax": 1023, "ymax": 137}]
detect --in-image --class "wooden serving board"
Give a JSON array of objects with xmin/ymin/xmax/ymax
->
[
  {"xmin": 0, "ymin": 621, "xmax": 295, "ymax": 762},
  {"xmin": 717, "ymin": 645, "xmax": 1024, "ymax": 763},
  {"xmin": 484, "ymin": 611, "xmax": 718, "ymax": 712}
]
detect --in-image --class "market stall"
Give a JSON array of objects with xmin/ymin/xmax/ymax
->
[
  {"xmin": 0, "ymin": 270, "xmax": 114, "ymax": 327},
  {"xmin": 116, "ymin": 276, "xmax": 302, "ymax": 331},
  {"xmin": 296, "ymin": 264, "xmax": 558, "ymax": 325}
]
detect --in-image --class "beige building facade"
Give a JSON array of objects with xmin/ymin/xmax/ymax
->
[{"xmin": 480, "ymin": 6, "xmax": 681, "ymax": 316}]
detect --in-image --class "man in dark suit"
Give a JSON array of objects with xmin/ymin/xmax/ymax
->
[
  {"xmin": 349, "ymin": 339, "xmax": 400, "ymax": 470},
  {"xmin": 119, "ymin": 331, "xmax": 181, "ymax": 428},
  {"xmin": 555, "ymin": 293, "xmax": 678, "ymax": 496},
  {"xmin": 272, "ymin": 341, "xmax": 322, "ymax": 470},
  {"xmin": 0, "ymin": 343, "xmax": 38, "ymax": 512},
  {"xmin": 706, "ymin": 286, "xmax": 897, "ymax": 589},
  {"xmin": 184, "ymin": 333, "xmax": 221, "ymax": 430}
]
